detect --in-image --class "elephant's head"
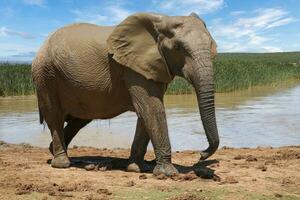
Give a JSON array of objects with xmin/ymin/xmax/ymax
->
[{"xmin": 107, "ymin": 12, "xmax": 219, "ymax": 160}]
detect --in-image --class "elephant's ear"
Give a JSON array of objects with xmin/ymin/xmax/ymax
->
[{"xmin": 107, "ymin": 13, "xmax": 173, "ymax": 83}]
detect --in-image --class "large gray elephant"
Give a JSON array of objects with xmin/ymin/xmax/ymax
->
[{"xmin": 32, "ymin": 12, "xmax": 219, "ymax": 176}]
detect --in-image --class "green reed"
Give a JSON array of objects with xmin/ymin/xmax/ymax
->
[
  {"xmin": 1, "ymin": 52, "xmax": 300, "ymax": 96},
  {"xmin": 0, "ymin": 63, "xmax": 35, "ymax": 96},
  {"xmin": 167, "ymin": 52, "xmax": 300, "ymax": 94}
]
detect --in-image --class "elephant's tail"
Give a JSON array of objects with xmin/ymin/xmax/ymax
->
[
  {"xmin": 39, "ymin": 108, "xmax": 44, "ymax": 124},
  {"xmin": 35, "ymin": 91, "xmax": 44, "ymax": 125}
]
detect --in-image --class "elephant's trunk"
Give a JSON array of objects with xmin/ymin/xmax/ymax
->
[{"xmin": 188, "ymin": 50, "xmax": 219, "ymax": 160}]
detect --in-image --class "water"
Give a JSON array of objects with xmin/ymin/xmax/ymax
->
[{"xmin": 0, "ymin": 84, "xmax": 300, "ymax": 150}]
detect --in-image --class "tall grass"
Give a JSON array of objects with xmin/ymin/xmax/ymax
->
[
  {"xmin": 0, "ymin": 63, "xmax": 35, "ymax": 96},
  {"xmin": 1, "ymin": 52, "xmax": 300, "ymax": 96},
  {"xmin": 167, "ymin": 52, "xmax": 300, "ymax": 94}
]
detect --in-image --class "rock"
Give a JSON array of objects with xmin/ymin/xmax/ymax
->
[
  {"xmin": 125, "ymin": 180, "xmax": 135, "ymax": 187},
  {"xmin": 275, "ymin": 193, "xmax": 283, "ymax": 198},
  {"xmin": 224, "ymin": 176, "xmax": 238, "ymax": 184},
  {"xmin": 257, "ymin": 164, "xmax": 267, "ymax": 171},
  {"xmin": 84, "ymin": 164, "xmax": 95, "ymax": 171},
  {"xmin": 246, "ymin": 155, "xmax": 257, "ymax": 162},
  {"xmin": 139, "ymin": 174, "xmax": 147, "ymax": 180},
  {"xmin": 155, "ymin": 174, "xmax": 167, "ymax": 180},
  {"xmin": 182, "ymin": 171, "xmax": 198, "ymax": 181},
  {"xmin": 96, "ymin": 188, "xmax": 112, "ymax": 195},
  {"xmin": 234, "ymin": 155, "xmax": 245, "ymax": 160},
  {"xmin": 170, "ymin": 174, "xmax": 182, "ymax": 181}
]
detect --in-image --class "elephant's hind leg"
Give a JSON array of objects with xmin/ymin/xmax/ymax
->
[
  {"xmin": 127, "ymin": 118, "xmax": 150, "ymax": 172},
  {"xmin": 49, "ymin": 117, "xmax": 92, "ymax": 155},
  {"xmin": 41, "ymin": 91, "xmax": 71, "ymax": 168}
]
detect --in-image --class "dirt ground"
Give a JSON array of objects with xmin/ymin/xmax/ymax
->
[{"xmin": 0, "ymin": 141, "xmax": 299, "ymax": 200}]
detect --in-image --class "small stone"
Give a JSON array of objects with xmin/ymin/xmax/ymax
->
[
  {"xmin": 84, "ymin": 164, "xmax": 95, "ymax": 171},
  {"xmin": 224, "ymin": 176, "xmax": 238, "ymax": 184},
  {"xmin": 246, "ymin": 155, "xmax": 257, "ymax": 162},
  {"xmin": 97, "ymin": 188, "xmax": 112, "ymax": 195},
  {"xmin": 125, "ymin": 180, "xmax": 135, "ymax": 187},
  {"xmin": 275, "ymin": 193, "xmax": 282, "ymax": 198},
  {"xmin": 155, "ymin": 174, "xmax": 167, "ymax": 180},
  {"xmin": 182, "ymin": 171, "xmax": 198, "ymax": 181},
  {"xmin": 257, "ymin": 165, "xmax": 267, "ymax": 171},
  {"xmin": 252, "ymin": 178, "xmax": 257, "ymax": 181},
  {"xmin": 170, "ymin": 173, "xmax": 182, "ymax": 181},
  {"xmin": 139, "ymin": 174, "xmax": 147, "ymax": 180},
  {"xmin": 234, "ymin": 155, "xmax": 245, "ymax": 160}
]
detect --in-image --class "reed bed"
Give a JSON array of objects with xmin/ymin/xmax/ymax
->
[
  {"xmin": 167, "ymin": 52, "xmax": 300, "ymax": 94},
  {"xmin": 0, "ymin": 63, "xmax": 34, "ymax": 96},
  {"xmin": 1, "ymin": 52, "xmax": 300, "ymax": 96}
]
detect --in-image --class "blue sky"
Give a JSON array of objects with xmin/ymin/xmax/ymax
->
[{"xmin": 0, "ymin": 0, "xmax": 299, "ymax": 61}]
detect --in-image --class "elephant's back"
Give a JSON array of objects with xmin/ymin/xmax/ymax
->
[
  {"xmin": 52, "ymin": 23, "xmax": 114, "ymax": 45},
  {"xmin": 46, "ymin": 23, "xmax": 119, "ymax": 90}
]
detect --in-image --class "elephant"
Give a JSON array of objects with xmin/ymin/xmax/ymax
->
[{"xmin": 32, "ymin": 12, "xmax": 219, "ymax": 176}]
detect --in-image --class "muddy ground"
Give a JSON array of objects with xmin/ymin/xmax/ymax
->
[{"xmin": 0, "ymin": 142, "xmax": 299, "ymax": 200}]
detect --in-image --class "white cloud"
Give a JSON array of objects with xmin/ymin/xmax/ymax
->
[
  {"xmin": 211, "ymin": 8, "xmax": 296, "ymax": 52},
  {"xmin": 266, "ymin": 17, "xmax": 295, "ymax": 29},
  {"xmin": 71, "ymin": 10, "xmax": 108, "ymax": 24},
  {"xmin": 230, "ymin": 11, "xmax": 245, "ymax": 16},
  {"xmin": 159, "ymin": 0, "xmax": 224, "ymax": 15},
  {"xmin": 71, "ymin": 5, "xmax": 132, "ymax": 25},
  {"xmin": 262, "ymin": 46, "xmax": 282, "ymax": 52},
  {"xmin": 0, "ymin": 27, "xmax": 36, "ymax": 39},
  {"xmin": 0, "ymin": 42, "xmax": 38, "ymax": 61}
]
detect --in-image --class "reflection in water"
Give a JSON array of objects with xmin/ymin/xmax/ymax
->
[{"xmin": 0, "ymin": 84, "xmax": 300, "ymax": 150}]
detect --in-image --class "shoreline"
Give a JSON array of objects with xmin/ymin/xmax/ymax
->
[
  {"xmin": 1, "ymin": 78, "xmax": 299, "ymax": 99},
  {"xmin": 0, "ymin": 141, "xmax": 299, "ymax": 199}
]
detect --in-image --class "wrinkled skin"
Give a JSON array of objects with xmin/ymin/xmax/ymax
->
[{"xmin": 32, "ymin": 12, "xmax": 219, "ymax": 176}]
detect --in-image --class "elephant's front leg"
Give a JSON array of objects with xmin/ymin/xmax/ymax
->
[
  {"xmin": 127, "ymin": 118, "xmax": 150, "ymax": 172},
  {"xmin": 126, "ymin": 74, "xmax": 178, "ymax": 176}
]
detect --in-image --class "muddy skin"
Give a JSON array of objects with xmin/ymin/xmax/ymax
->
[{"xmin": 32, "ymin": 12, "xmax": 219, "ymax": 176}]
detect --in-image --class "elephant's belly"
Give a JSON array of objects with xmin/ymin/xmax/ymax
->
[{"xmin": 58, "ymin": 83, "xmax": 134, "ymax": 120}]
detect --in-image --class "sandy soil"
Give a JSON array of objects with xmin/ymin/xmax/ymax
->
[{"xmin": 0, "ymin": 141, "xmax": 299, "ymax": 200}]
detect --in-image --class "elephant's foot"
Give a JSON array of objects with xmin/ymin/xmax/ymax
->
[
  {"xmin": 153, "ymin": 163, "xmax": 178, "ymax": 177},
  {"xmin": 127, "ymin": 162, "xmax": 141, "ymax": 173},
  {"xmin": 51, "ymin": 153, "xmax": 71, "ymax": 168}
]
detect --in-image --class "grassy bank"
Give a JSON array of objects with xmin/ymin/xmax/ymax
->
[
  {"xmin": 167, "ymin": 52, "xmax": 300, "ymax": 94},
  {"xmin": 1, "ymin": 52, "xmax": 300, "ymax": 96}
]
